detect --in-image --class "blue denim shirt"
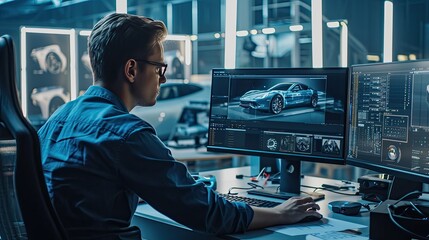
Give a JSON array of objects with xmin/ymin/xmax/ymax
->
[{"xmin": 39, "ymin": 86, "xmax": 253, "ymax": 239}]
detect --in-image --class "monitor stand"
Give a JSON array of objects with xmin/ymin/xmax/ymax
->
[
  {"xmin": 247, "ymin": 157, "xmax": 325, "ymax": 201},
  {"xmin": 388, "ymin": 176, "xmax": 423, "ymax": 200}
]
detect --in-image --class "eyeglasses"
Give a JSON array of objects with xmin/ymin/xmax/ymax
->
[{"xmin": 135, "ymin": 59, "xmax": 168, "ymax": 78}]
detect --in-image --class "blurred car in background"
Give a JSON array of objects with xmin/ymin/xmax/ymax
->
[
  {"xmin": 31, "ymin": 86, "xmax": 70, "ymax": 119},
  {"xmin": 31, "ymin": 44, "xmax": 67, "ymax": 74},
  {"xmin": 131, "ymin": 82, "xmax": 210, "ymax": 141}
]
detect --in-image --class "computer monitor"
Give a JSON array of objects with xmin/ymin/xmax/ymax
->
[
  {"xmin": 207, "ymin": 68, "xmax": 349, "ymax": 199},
  {"xmin": 348, "ymin": 60, "xmax": 429, "ymax": 199}
]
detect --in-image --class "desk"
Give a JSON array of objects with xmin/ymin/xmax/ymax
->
[
  {"xmin": 132, "ymin": 167, "xmax": 369, "ymax": 240},
  {"xmin": 168, "ymin": 147, "xmax": 247, "ymax": 167}
]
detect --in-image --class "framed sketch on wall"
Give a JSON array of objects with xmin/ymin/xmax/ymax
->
[{"xmin": 21, "ymin": 27, "xmax": 76, "ymax": 124}]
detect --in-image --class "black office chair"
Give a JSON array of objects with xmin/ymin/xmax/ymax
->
[{"xmin": 0, "ymin": 35, "xmax": 68, "ymax": 239}]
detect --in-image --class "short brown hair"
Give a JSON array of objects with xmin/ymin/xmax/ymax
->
[{"xmin": 88, "ymin": 13, "xmax": 167, "ymax": 84}]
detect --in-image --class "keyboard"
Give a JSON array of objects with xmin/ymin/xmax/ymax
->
[{"xmin": 218, "ymin": 193, "xmax": 281, "ymax": 208}]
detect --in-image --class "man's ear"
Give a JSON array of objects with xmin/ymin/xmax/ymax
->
[{"xmin": 124, "ymin": 59, "xmax": 138, "ymax": 83}]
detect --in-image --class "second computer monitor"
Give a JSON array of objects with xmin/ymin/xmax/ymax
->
[
  {"xmin": 348, "ymin": 60, "xmax": 429, "ymax": 197},
  {"xmin": 208, "ymin": 68, "xmax": 349, "ymax": 163}
]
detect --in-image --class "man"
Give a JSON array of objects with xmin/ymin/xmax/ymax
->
[{"xmin": 39, "ymin": 13, "xmax": 321, "ymax": 239}]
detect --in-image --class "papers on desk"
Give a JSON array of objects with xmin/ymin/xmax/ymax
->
[
  {"xmin": 307, "ymin": 231, "xmax": 368, "ymax": 240},
  {"xmin": 266, "ymin": 217, "xmax": 366, "ymax": 236}
]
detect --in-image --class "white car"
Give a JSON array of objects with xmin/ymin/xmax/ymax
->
[
  {"xmin": 31, "ymin": 44, "xmax": 67, "ymax": 74},
  {"xmin": 31, "ymin": 86, "xmax": 70, "ymax": 119},
  {"xmin": 131, "ymin": 82, "xmax": 210, "ymax": 141}
]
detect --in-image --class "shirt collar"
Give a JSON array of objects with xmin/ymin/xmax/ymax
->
[{"xmin": 84, "ymin": 85, "xmax": 129, "ymax": 112}]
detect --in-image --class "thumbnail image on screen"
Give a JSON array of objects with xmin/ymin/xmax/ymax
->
[
  {"xmin": 208, "ymin": 68, "xmax": 348, "ymax": 162},
  {"xmin": 348, "ymin": 60, "xmax": 429, "ymax": 182}
]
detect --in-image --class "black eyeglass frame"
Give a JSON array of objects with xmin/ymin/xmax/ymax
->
[{"xmin": 135, "ymin": 59, "xmax": 168, "ymax": 77}]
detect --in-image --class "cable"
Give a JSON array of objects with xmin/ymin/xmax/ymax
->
[
  {"xmin": 301, "ymin": 184, "xmax": 359, "ymax": 196},
  {"xmin": 387, "ymin": 190, "xmax": 429, "ymax": 240},
  {"xmin": 227, "ymin": 182, "xmax": 265, "ymax": 195}
]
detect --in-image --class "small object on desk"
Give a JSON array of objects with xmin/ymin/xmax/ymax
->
[
  {"xmin": 309, "ymin": 231, "xmax": 366, "ymax": 240},
  {"xmin": 328, "ymin": 201, "xmax": 362, "ymax": 216},
  {"xmin": 322, "ymin": 183, "xmax": 355, "ymax": 190}
]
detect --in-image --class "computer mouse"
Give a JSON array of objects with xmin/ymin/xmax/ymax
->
[
  {"xmin": 298, "ymin": 214, "xmax": 323, "ymax": 223},
  {"xmin": 328, "ymin": 201, "xmax": 362, "ymax": 216}
]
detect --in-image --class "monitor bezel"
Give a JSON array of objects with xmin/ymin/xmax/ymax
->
[
  {"xmin": 207, "ymin": 67, "xmax": 349, "ymax": 165},
  {"xmin": 346, "ymin": 60, "xmax": 429, "ymax": 184}
]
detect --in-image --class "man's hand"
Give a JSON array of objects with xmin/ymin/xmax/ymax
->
[{"xmin": 248, "ymin": 196, "xmax": 322, "ymax": 230}]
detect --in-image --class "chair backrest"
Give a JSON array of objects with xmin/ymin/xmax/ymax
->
[{"xmin": 0, "ymin": 35, "xmax": 68, "ymax": 240}]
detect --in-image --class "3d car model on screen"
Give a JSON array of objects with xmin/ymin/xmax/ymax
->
[
  {"xmin": 31, "ymin": 86, "xmax": 70, "ymax": 119},
  {"xmin": 239, "ymin": 83, "xmax": 318, "ymax": 114},
  {"xmin": 31, "ymin": 44, "xmax": 67, "ymax": 74}
]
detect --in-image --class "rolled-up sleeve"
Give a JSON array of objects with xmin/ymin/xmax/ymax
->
[{"xmin": 115, "ymin": 129, "xmax": 254, "ymax": 235}]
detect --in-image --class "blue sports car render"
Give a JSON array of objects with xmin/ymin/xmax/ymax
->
[{"xmin": 239, "ymin": 83, "xmax": 318, "ymax": 114}]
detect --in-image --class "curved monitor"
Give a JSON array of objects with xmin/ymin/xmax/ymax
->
[
  {"xmin": 348, "ymin": 60, "xmax": 429, "ymax": 186},
  {"xmin": 208, "ymin": 68, "xmax": 349, "ymax": 164}
]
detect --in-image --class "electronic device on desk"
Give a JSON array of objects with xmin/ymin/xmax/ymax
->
[
  {"xmin": 348, "ymin": 60, "xmax": 429, "ymax": 239},
  {"xmin": 328, "ymin": 201, "xmax": 363, "ymax": 216},
  {"xmin": 207, "ymin": 67, "xmax": 349, "ymax": 201},
  {"xmin": 358, "ymin": 174, "xmax": 392, "ymax": 202}
]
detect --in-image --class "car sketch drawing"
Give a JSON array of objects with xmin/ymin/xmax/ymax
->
[
  {"xmin": 31, "ymin": 86, "xmax": 70, "ymax": 119},
  {"xmin": 31, "ymin": 44, "xmax": 67, "ymax": 74}
]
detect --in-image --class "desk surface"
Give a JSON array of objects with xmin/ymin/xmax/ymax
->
[
  {"xmin": 132, "ymin": 167, "xmax": 370, "ymax": 240},
  {"xmin": 169, "ymin": 147, "xmax": 241, "ymax": 162}
]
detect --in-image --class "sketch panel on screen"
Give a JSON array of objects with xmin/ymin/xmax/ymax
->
[{"xmin": 21, "ymin": 27, "xmax": 75, "ymax": 124}]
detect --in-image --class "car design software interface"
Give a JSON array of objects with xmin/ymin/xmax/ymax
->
[
  {"xmin": 208, "ymin": 68, "xmax": 348, "ymax": 162},
  {"xmin": 348, "ymin": 61, "xmax": 429, "ymax": 176}
]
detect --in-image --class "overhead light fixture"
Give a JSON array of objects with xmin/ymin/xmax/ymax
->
[
  {"xmin": 409, "ymin": 54, "xmax": 417, "ymax": 60},
  {"xmin": 236, "ymin": 30, "xmax": 249, "ymax": 37},
  {"xmin": 190, "ymin": 35, "xmax": 198, "ymax": 41},
  {"xmin": 250, "ymin": 29, "xmax": 258, "ymax": 35},
  {"xmin": 261, "ymin": 28, "xmax": 275, "ymax": 34},
  {"xmin": 397, "ymin": 54, "xmax": 408, "ymax": 61},
  {"xmin": 79, "ymin": 30, "xmax": 91, "ymax": 36},
  {"xmin": 367, "ymin": 55, "xmax": 380, "ymax": 62},
  {"xmin": 327, "ymin": 21, "xmax": 340, "ymax": 28},
  {"xmin": 289, "ymin": 25, "xmax": 303, "ymax": 32},
  {"xmin": 214, "ymin": 33, "xmax": 221, "ymax": 38}
]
